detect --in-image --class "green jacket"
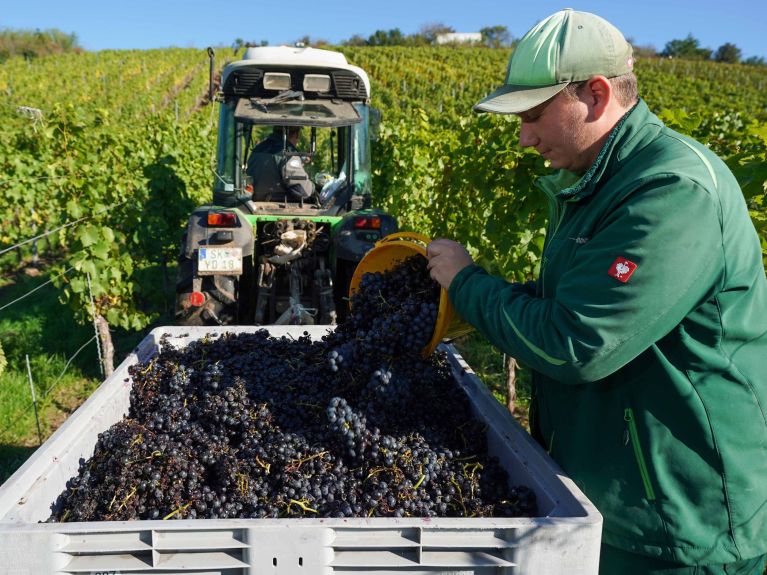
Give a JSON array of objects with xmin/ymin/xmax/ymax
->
[{"xmin": 449, "ymin": 100, "xmax": 767, "ymax": 564}]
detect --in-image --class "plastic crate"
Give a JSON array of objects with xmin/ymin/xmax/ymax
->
[{"xmin": 0, "ymin": 326, "xmax": 602, "ymax": 574}]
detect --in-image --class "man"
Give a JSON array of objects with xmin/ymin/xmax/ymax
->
[
  {"xmin": 426, "ymin": 9, "xmax": 767, "ymax": 574},
  {"xmin": 247, "ymin": 126, "xmax": 313, "ymax": 201}
]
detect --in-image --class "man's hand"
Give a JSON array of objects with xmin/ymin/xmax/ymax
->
[{"xmin": 426, "ymin": 239, "xmax": 474, "ymax": 290}]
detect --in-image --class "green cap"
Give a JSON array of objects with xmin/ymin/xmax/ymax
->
[{"xmin": 474, "ymin": 9, "xmax": 634, "ymax": 114}]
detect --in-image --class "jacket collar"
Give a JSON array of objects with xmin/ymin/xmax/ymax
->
[{"xmin": 536, "ymin": 98, "xmax": 657, "ymax": 201}]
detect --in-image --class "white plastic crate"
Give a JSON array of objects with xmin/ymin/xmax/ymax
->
[{"xmin": 0, "ymin": 326, "xmax": 602, "ymax": 574}]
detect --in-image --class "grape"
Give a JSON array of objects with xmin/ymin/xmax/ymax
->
[{"xmin": 48, "ymin": 256, "xmax": 536, "ymax": 522}]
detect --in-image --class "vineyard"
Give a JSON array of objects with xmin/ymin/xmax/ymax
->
[{"xmin": 1, "ymin": 46, "xmax": 766, "ymax": 471}]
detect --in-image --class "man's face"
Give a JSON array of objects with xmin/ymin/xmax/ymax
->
[
  {"xmin": 287, "ymin": 128, "xmax": 301, "ymax": 147},
  {"xmin": 516, "ymin": 87, "xmax": 595, "ymax": 174}
]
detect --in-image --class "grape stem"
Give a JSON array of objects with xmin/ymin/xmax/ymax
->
[
  {"xmin": 285, "ymin": 451, "xmax": 329, "ymax": 472},
  {"xmin": 236, "ymin": 472, "xmax": 249, "ymax": 495},
  {"xmin": 463, "ymin": 462, "xmax": 483, "ymax": 479},
  {"xmin": 255, "ymin": 456, "xmax": 271, "ymax": 473},
  {"xmin": 450, "ymin": 475, "xmax": 468, "ymax": 517},
  {"xmin": 117, "ymin": 486, "xmax": 137, "ymax": 512},
  {"xmin": 287, "ymin": 498, "xmax": 318, "ymax": 514},
  {"xmin": 163, "ymin": 501, "xmax": 191, "ymax": 520},
  {"xmin": 129, "ymin": 433, "xmax": 143, "ymax": 448}
]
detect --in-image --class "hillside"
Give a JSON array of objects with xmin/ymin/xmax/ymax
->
[{"xmin": 0, "ymin": 46, "xmax": 765, "ymax": 474}]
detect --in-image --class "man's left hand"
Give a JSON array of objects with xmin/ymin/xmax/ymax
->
[{"xmin": 426, "ymin": 239, "xmax": 474, "ymax": 290}]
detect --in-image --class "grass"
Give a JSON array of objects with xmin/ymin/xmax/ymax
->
[
  {"xmin": 0, "ymin": 261, "xmax": 174, "ymax": 483},
  {"xmin": 0, "ymin": 268, "xmax": 101, "ymax": 481}
]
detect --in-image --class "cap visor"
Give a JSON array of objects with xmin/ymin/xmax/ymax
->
[{"xmin": 474, "ymin": 83, "xmax": 568, "ymax": 114}]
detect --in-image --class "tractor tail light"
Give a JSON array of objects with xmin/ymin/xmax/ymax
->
[
  {"xmin": 353, "ymin": 216, "xmax": 381, "ymax": 230},
  {"xmin": 189, "ymin": 291, "xmax": 206, "ymax": 307},
  {"xmin": 207, "ymin": 211, "xmax": 238, "ymax": 227}
]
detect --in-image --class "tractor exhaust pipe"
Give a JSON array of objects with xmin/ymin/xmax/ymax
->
[{"xmin": 207, "ymin": 47, "xmax": 215, "ymax": 103}]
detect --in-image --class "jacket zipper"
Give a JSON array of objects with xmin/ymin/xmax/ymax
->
[
  {"xmin": 540, "ymin": 196, "xmax": 568, "ymax": 296},
  {"xmin": 624, "ymin": 408, "xmax": 656, "ymax": 501}
]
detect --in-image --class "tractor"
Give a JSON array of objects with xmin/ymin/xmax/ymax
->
[{"xmin": 175, "ymin": 46, "xmax": 398, "ymax": 326}]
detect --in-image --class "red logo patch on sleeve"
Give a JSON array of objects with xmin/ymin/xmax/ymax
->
[{"xmin": 608, "ymin": 257, "xmax": 638, "ymax": 283}]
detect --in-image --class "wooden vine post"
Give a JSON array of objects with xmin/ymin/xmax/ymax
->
[
  {"xmin": 94, "ymin": 314, "xmax": 115, "ymax": 377},
  {"xmin": 506, "ymin": 356, "xmax": 518, "ymax": 414}
]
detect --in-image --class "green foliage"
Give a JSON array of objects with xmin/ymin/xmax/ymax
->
[
  {"xmin": 743, "ymin": 55, "xmax": 767, "ymax": 67},
  {"xmin": 373, "ymin": 109, "xmax": 545, "ymax": 280},
  {"xmin": 661, "ymin": 34, "xmax": 712, "ymax": 60},
  {"xmin": 626, "ymin": 38, "xmax": 657, "ymax": 59},
  {"xmin": 344, "ymin": 35, "xmax": 369, "ymax": 47},
  {"xmin": 417, "ymin": 23, "xmax": 456, "ymax": 45},
  {"xmin": 1, "ymin": 45, "xmax": 766, "ymax": 345},
  {"xmin": 0, "ymin": 48, "xmax": 213, "ymax": 334},
  {"xmin": 0, "ymin": 271, "xmax": 103, "ymax": 448},
  {"xmin": 366, "ymin": 28, "xmax": 407, "ymax": 47},
  {"xmin": 337, "ymin": 46, "xmax": 767, "ymax": 275},
  {"xmin": 453, "ymin": 332, "xmax": 531, "ymax": 414},
  {"xmin": 345, "ymin": 23, "xmax": 500, "ymax": 47},
  {"xmin": 714, "ymin": 42, "xmax": 742, "ymax": 64},
  {"xmin": 0, "ymin": 44, "xmax": 765, "ymax": 472},
  {"xmin": 480, "ymin": 26, "xmax": 513, "ymax": 48},
  {"xmin": 0, "ymin": 27, "xmax": 80, "ymax": 62},
  {"xmin": 730, "ymin": 123, "xmax": 767, "ymax": 261}
]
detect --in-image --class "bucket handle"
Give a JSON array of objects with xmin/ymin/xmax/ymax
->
[{"xmin": 375, "ymin": 231, "xmax": 432, "ymax": 249}]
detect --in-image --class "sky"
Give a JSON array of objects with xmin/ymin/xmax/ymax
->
[{"xmin": 2, "ymin": 0, "xmax": 766, "ymax": 60}]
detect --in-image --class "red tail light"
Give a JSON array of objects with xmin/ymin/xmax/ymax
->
[
  {"xmin": 207, "ymin": 212, "xmax": 238, "ymax": 227},
  {"xmin": 353, "ymin": 216, "xmax": 382, "ymax": 230},
  {"xmin": 189, "ymin": 291, "xmax": 205, "ymax": 307}
]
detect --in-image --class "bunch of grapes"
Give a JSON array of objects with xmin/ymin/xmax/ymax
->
[
  {"xmin": 48, "ymin": 256, "xmax": 536, "ymax": 522},
  {"xmin": 327, "ymin": 255, "xmax": 439, "ymax": 366}
]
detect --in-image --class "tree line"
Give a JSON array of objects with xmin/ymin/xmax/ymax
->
[
  {"xmin": 277, "ymin": 24, "xmax": 764, "ymax": 67},
  {"xmin": 656, "ymin": 34, "xmax": 764, "ymax": 66},
  {"xmin": 0, "ymin": 28, "xmax": 81, "ymax": 62},
  {"xmin": 340, "ymin": 27, "xmax": 764, "ymax": 66},
  {"xmin": 233, "ymin": 23, "xmax": 514, "ymax": 51},
  {"xmin": 342, "ymin": 23, "xmax": 512, "ymax": 48},
  {"xmin": 1, "ymin": 23, "xmax": 763, "ymax": 67}
]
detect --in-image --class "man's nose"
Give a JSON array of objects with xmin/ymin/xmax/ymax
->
[{"xmin": 518, "ymin": 122, "xmax": 538, "ymax": 149}]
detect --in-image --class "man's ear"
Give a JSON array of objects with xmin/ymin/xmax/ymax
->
[{"xmin": 585, "ymin": 76, "xmax": 612, "ymax": 121}]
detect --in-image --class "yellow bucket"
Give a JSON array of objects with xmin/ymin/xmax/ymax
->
[{"xmin": 349, "ymin": 232, "xmax": 474, "ymax": 356}]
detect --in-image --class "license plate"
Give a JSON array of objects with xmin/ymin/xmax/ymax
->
[{"xmin": 198, "ymin": 247, "xmax": 242, "ymax": 275}]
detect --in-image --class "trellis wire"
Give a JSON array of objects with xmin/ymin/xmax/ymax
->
[
  {"xmin": 0, "ymin": 199, "xmax": 127, "ymax": 258},
  {"xmin": 43, "ymin": 335, "xmax": 97, "ymax": 398},
  {"xmin": 0, "ymin": 266, "xmax": 74, "ymax": 313}
]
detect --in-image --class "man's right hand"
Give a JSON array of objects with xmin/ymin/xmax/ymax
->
[{"xmin": 426, "ymin": 239, "xmax": 474, "ymax": 290}]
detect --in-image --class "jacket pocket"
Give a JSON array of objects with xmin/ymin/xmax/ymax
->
[{"xmin": 624, "ymin": 407, "xmax": 657, "ymax": 501}]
